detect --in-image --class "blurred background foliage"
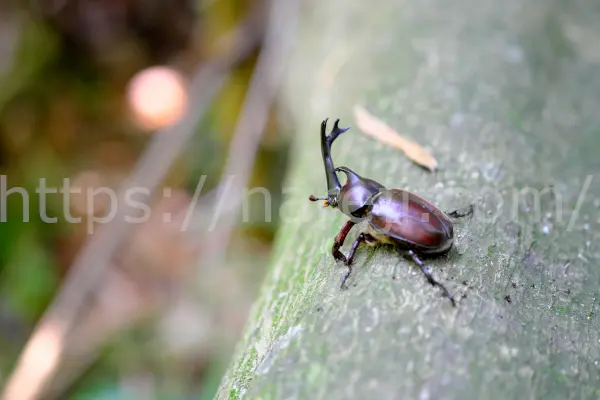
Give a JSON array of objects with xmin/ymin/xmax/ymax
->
[{"xmin": 0, "ymin": 0, "xmax": 288, "ymax": 398}]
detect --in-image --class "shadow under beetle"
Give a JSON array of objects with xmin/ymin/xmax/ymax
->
[{"xmin": 309, "ymin": 118, "xmax": 473, "ymax": 306}]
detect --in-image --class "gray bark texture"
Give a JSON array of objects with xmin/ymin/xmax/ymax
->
[{"xmin": 217, "ymin": 0, "xmax": 600, "ymax": 398}]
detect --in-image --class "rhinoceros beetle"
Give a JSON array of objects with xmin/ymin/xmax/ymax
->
[{"xmin": 309, "ymin": 118, "xmax": 473, "ymax": 306}]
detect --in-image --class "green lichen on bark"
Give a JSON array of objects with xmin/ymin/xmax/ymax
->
[{"xmin": 218, "ymin": 0, "xmax": 600, "ymax": 398}]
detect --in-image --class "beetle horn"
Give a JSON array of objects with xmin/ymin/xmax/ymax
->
[{"xmin": 320, "ymin": 118, "xmax": 350, "ymax": 207}]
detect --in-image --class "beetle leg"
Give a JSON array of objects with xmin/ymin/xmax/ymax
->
[
  {"xmin": 406, "ymin": 250, "xmax": 456, "ymax": 307},
  {"xmin": 447, "ymin": 204, "xmax": 474, "ymax": 220},
  {"xmin": 340, "ymin": 232, "xmax": 376, "ymax": 289},
  {"xmin": 346, "ymin": 233, "xmax": 376, "ymax": 265},
  {"xmin": 332, "ymin": 220, "xmax": 356, "ymax": 263}
]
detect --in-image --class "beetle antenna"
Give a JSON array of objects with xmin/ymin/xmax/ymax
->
[{"xmin": 309, "ymin": 194, "xmax": 330, "ymax": 207}]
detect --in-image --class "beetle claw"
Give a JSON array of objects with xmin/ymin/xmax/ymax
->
[
  {"xmin": 333, "ymin": 253, "xmax": 347, "ymax": 263},
  {"xmin": 340, "ymin": 267, "xmax": 352, "ymax": 289},
  {"xmin": 446, "ymin": 293, "xmax": 457, "ymax": 307},
  {"xmin": 447, "ymin": 204, "xmax": 475, "ymax": 220},
  {"xmin": 436, "ymin": 285, "xmax": 457, "ymax": 307}
]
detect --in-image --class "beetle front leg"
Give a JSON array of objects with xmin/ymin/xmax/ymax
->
[
  {"xmin": 340, "ymin": 232, "xmax": 376, "ymax": 290},
  {"xmin": 332, "ymin": 220, "xmax": 356, "ymax": 263},
  {"xmin": 406, "ymin": 250, "xmax": 456, "ymax": 307}
]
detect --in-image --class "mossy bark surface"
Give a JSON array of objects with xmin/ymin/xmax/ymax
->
[{"xmin": 218, "ymin": 0, "xmax": 600, "ymax": 398}]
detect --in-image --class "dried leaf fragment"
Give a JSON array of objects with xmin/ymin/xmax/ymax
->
[{"xmin": 353, "ymin": 105, "xmax": 438, "ymax": 171}]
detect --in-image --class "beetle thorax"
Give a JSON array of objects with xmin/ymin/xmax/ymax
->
[{"xmin": 335, "ymin": 166, "xmax": 385, "ymax": 219}]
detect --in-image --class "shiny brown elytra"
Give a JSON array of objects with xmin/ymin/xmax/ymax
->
[{"xmin": 309, "ymin": 118, "xmax": 473, "ymax": 306}]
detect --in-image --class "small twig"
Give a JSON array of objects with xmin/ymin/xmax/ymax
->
[{"xmin": 2, "ymin": 16, "xmax": 263, "ymax": 400}]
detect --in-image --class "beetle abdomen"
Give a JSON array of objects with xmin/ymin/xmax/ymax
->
[{"xmin": 367, "ymin": 189, "xmax": 454, "ymax": 254}]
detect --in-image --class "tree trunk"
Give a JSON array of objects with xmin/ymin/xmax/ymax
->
[{"xmin": 218, "ymin": 0, "xmax": 600, "ymax": 398}]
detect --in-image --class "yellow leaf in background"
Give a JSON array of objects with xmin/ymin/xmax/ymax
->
[{"xmin": 353, "ymin": 105, "xmax": 438, "ymax": 172}]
